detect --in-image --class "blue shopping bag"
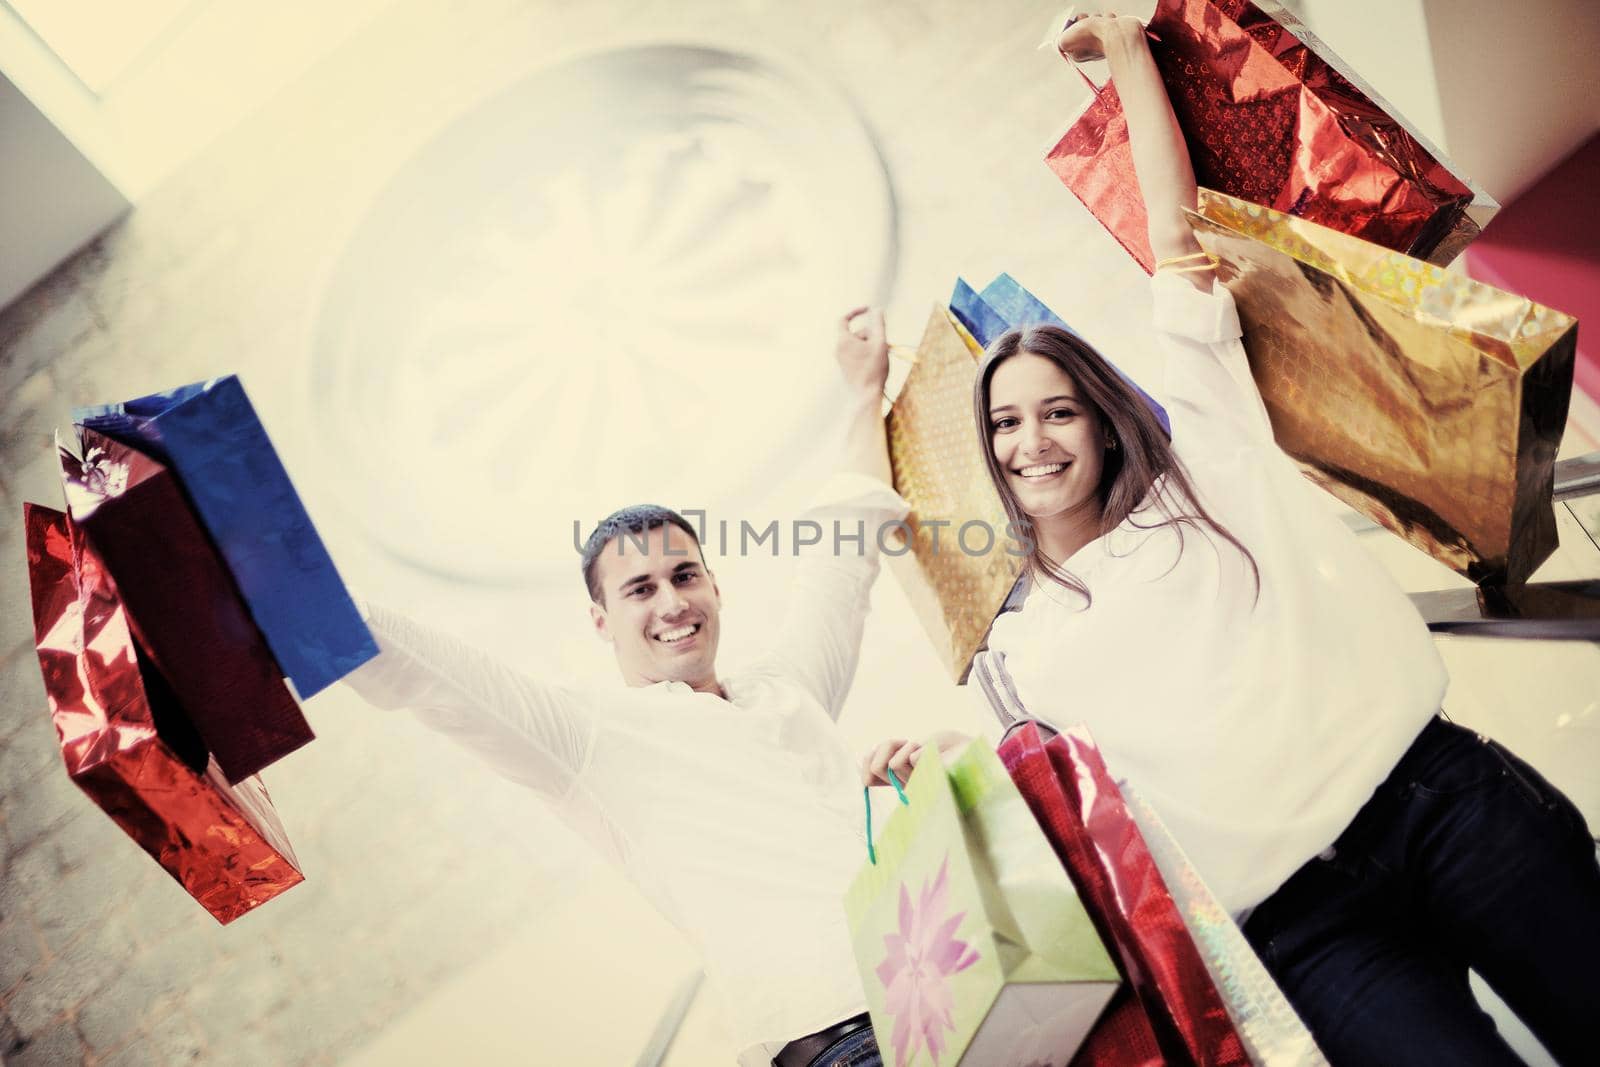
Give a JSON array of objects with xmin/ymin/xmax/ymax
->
[
  {"xmin": 76, "ymin": 376, "xmax": 376, "ymax": 698},
  {"xmin": 950, "ymin": 274, "xmax": 1171, "ymax": 434}
]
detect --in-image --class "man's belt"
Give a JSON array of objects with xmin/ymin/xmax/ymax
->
[{"xmin": 772, "ymin": 1012, "xmax": 873, "ymax": 1067}]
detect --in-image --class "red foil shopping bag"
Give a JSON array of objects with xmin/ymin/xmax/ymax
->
[
  {"xmin": 999, "ymin": 724, "xmax": 1245, "ymax": 1067},
  {"xmin": 59, "ymin": 428, "xmax": 311, "ymax": 783},
  {"xmin": 1046, "ymin": 0, "xmax": 1493, "ymax": 273},
  {"xmin": 1073, "ymin": 991, "xmax": 1164, "ymax": 1067},
  {"xmin": 23, "ymin": 503, "xmax": 303, "ymax": 924}
]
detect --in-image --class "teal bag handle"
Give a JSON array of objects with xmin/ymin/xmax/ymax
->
[{"xmin": 864, "ymin": 768, "xmax": 910, "ymax": 865}]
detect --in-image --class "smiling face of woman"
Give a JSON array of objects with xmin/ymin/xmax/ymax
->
[{"xmin": 987, "ymin": 351, "xmax": 1108, "ymax": 528}]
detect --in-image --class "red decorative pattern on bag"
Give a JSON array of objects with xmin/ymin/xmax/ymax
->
[
  {"xmin": 24, "ymin": 503, "xmax": 303, "ymax": 924},
  {"xmin": 1000, "ymin": 724, "xmax": 1246, "ymax": 1066},
  {"xmin": 1071, "ymin": 989, "xmax": 1165, "ymax": 1067},
  {"xmin": 1046, "ymin": 81, "xmax": 1156, "ymax": 272},
  {"xmin": 1045, "ymin": 0, "xmax": 1476, "ymax": 273}
]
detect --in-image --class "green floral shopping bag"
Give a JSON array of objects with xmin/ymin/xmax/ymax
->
[{"xmin": 844, "ymin": 740, "xmax": 1119, "ymax": 1066}]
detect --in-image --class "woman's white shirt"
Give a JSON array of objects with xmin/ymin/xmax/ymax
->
[{"xmin": 984, "ymin": 271, "xmax": 1447, "ymax": 916}]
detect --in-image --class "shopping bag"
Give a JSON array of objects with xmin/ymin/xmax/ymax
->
[
  {"xmin": 59, "ymin": 427, "xmax": 312, "ymax": 782},
  {"xmin": 76, "ymin": 375, "xmax": 376, "ymax": 698},
  {"xmin": 23, "ymin": 503, "xmax": 303, "ymax": 924},
  {"xmin": 1188, "ymin": 189, "xmax": 1577, "ymax": 585},
  {"xmin": 885, "ymin": 306, "xmax": 1024, "ymax": 683},
  {"xmin": 1072, "ymin": 992, "xmax": 1166, "ymax": 1066},
  {"xmin": 949, "ymin": 274, "xmax": 1170, "ymax": 434},
  {"xmin": 1120, "ymin": 782, "xmax": 1327, "ymax": 1066},
  {"xmin": 845, "ymin": 741, "xmax": 1120, "ymax": 1066},
  {"xmin": 999, "ymin": 724, "xmax": 1246, "ymax": 1066},
  {"xmin": 1046, "ymin": 0, "xmax": 1495, "ymax": 274},
  {"xmin": 951, "ymin": 276, "xmax": 1073, "ymax": 348}
]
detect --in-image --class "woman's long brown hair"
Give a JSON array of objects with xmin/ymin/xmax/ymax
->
[{"xmin": 974, "ymin": 324, "xmax": 1259, "ymax": 603}]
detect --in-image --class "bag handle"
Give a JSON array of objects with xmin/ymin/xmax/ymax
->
[
  {"xmin": 973, "ymin": 649, "xmax": 1061, "ymax": 746},
  {"xmin": 1065, "ymin": 52, "xmax": 1106, "ymax": 100},
  {"xmin": 971, "ymin": 649, "xmax": 1027, "ymax": 728},
  {"xmin": 1046, "ymin": 8, "xmax": 1163, "ymax": 100},
  {"xmin": 863, "ymin": 769, "xmax": 909, "ymax": 865}
]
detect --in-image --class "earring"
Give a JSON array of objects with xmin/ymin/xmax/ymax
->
[{"xmin": 1106, "ymin": 437, "xmax": 1118, "ymax": 451}]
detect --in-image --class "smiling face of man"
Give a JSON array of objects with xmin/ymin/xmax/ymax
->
[{"xmin": 589, "ymin": 521, "xmax": 723, "ymax": 694}]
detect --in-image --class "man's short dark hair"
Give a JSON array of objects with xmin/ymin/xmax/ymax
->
[{"xmin": 580, "ymin": 504, "xmax": 703, "ymax": 604}]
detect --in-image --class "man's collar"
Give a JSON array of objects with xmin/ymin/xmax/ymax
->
[{"xmin": 648, "ymin": 677, "xmax": 733, "ymax": 702}]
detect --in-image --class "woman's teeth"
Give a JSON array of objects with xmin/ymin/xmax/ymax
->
[{"xmin": 1019, "ymin": 462, "xmax": 1067, "ymax": 478}]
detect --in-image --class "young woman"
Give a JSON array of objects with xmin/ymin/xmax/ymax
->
[{"xmin": 864, "ymin": 12, "xmax": 1600, "ymax": 1065}]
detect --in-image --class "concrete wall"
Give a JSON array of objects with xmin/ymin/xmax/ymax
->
[{"xmin": 0, "ymin": 73, "xmax": 127, "ymax": 312}]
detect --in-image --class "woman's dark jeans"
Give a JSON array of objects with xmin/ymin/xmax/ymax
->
[{"xmin": 1243, "ymin": 717, "xmax": 1600, "ymax": 1066}]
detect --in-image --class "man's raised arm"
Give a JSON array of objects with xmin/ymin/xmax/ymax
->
[
  {"xmin": 834, "ymin": 305, "xmax": 894, "ymax": 487},
  {"xmin": 757, "ymin": 307, "xmax": 908, "ymax": 718},
  {"xmin": 345, "ymin": 603, "xmax": 595, "ymax": 804}
]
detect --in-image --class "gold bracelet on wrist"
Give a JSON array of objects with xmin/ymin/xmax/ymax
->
[{"xmin": 1154, "ymin": 251, "xmax": 1218, "ymax": 274}]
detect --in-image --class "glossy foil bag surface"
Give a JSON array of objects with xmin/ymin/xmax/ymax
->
[
  {"xmin": 1046, "ymin": 0, "xmax": 1495, "ymax": 273},
  {"xmin": 950, "ymin": 273, "xmax": 1171, "ymax": 434},
  {"xmin": 1120, "ymin": 783, "xmax": 1327, "ymax": 1066},
  {"xmin": 885, "ymin": 305, "xmax": 1022, "ymax": 682},
  {"xmin": 23, "ymin": 503, "xmax": 303, "ymax": 924},
  {"xmin": 999, "ymin": 724, "xmax": 1246, "ymax": 1067},
  {"xmin": 1189, "ymin": 190, "xmax": 1577, "ymax": 585},
  {"xmin": 60, "ymin": 428, "xmax": 312, "ymax": 781}
]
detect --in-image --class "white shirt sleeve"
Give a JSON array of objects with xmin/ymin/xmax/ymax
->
[
  {"xmin": 755, "ymin": 472, "xmax": 910, "ymax": 721},
  {"xmin": 343, "ymin": 603, "xmax": 597, "ymax": 805},
  {"xmin": 1152, "ymin": 271, "xmax": 1275, "ymax": 454}
]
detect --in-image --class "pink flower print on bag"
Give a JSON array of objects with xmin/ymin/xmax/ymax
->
[{"xmin": 876, "ymin": 858, "xmax": 981, "ymax": 1065}]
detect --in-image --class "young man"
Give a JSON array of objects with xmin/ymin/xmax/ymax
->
[{"xmin": 345, "ymin": 307, "xmax": 903, "ymax": 1067}]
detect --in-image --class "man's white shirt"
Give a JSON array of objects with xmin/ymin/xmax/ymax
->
[{"xmin": 345, "ymin": 474, "xmax": 909, "ymax": 1064}]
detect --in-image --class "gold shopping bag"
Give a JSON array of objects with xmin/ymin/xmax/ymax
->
[
  {"xmin": 886, "ymin": 306, "xmax": 1023, "ymax": 681},
  {"xmin": 1188, "ymin": 189, "xmax": 1577, "ymax": 586}
]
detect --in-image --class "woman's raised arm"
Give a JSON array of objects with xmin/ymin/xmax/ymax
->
[{"xmin": 1059, "ymin": 13, "xmax": 1211, "ymax": 289}]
